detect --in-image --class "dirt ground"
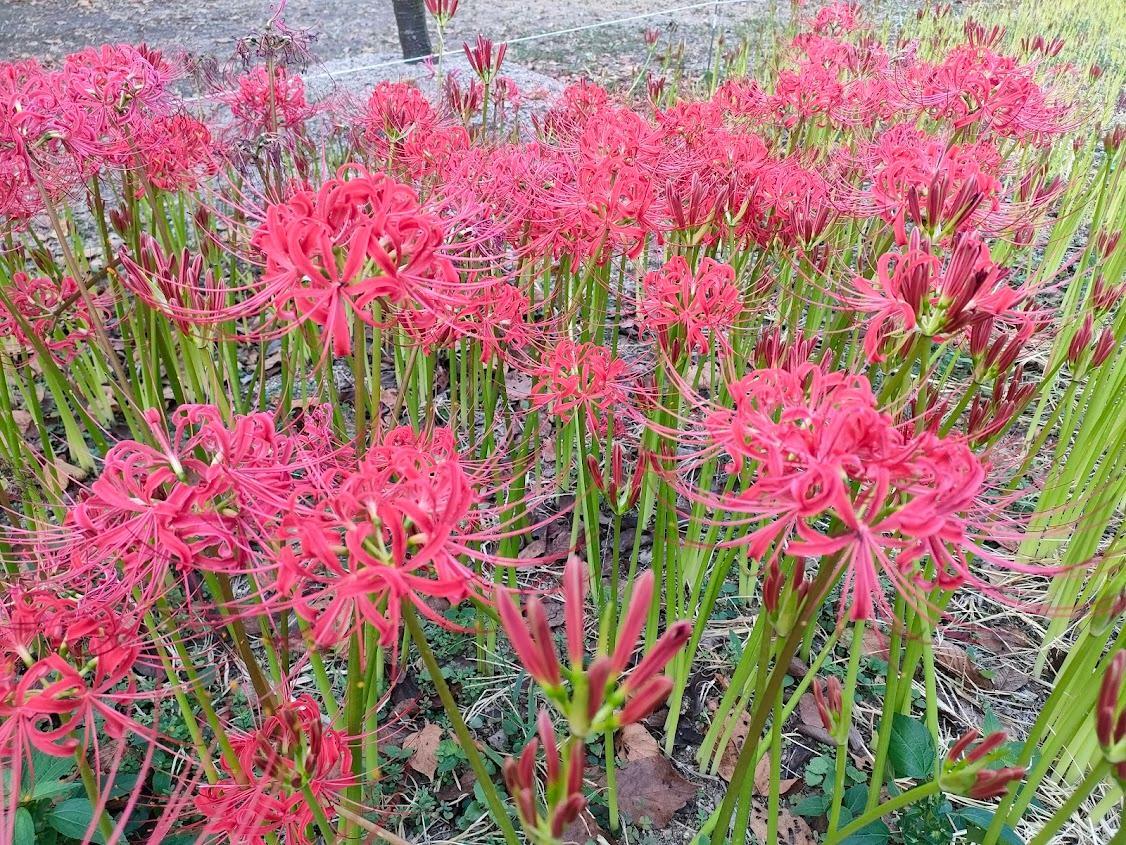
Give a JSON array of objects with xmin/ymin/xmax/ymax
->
[{"xmin": 0, "ymin": 0, "xmax": 761, "ymax": 80}]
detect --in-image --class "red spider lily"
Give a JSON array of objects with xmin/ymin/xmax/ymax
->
[
  {"xmin": 813, "ymin": 677, "xmax": 845, "ymax": 739},
  {"xmin": 424, "ymin": 0, "xmax": 459, "ymax": 25},
  {"xmin": 941, "ymin": 729, "xmax": 1025, "ymax": 800},
  {"xmin": 0, "ymin": 58, "xmax": 79, "ymax": 222},
  {"xmin": 529, "ymin": 341, "xmax": 633, "ymax": 434},
  {"xmin": 689, "ymin": 363, "xmax": 1041, "ymax": 620},
  {"xmin": 904, "ymin": 42, "xmax": 1073, "ymax": 144},
  {"xmin": 841, "ymin": 230, "xmax": 1035, "ymax": 363},
  {"xmin": 274, "ymin": 425, "xmax": 533, "ymax": 651},
  {"xmin": 68, "ymin": 404, "xmax": 343, "ymax": 596},
  {"xmin": 195, "ymin": 695, "xmax": 355, "ymax": 845},
  {"xmin": 55, "ymin": 44, "xmax": 179, "ymax": 169},
  {"xmin": 640, "ymin": 256, "xmax": 742, "ymax": 356},
  {"xmin": 586, "ymin": 443, "xmax": 647, "ymax": 514},
  {"xmin": 395, "ymin": 274, "xmax": 536, "ymax": 363},
  {"xmin": 498, "ymin": 557, "xmax": 692, "ymax": 735},
  {"xmin": 355, "ymin": 80, "xmax": 470, "ymax": 181},
  {"xmin": 0, "ymin": 589, "xmax": 152, "ymax": 767},
  {"xmin": 117, "ymin": 234, "xmax": 230, "ymax": 335},
  {"xmin": 503, "ymin": 710, "xmax": 586, "ymax": 844},
  {"xmin": 463, "ymin": 36, "xmax": 507, "ymax": 83},
  {"xmin": 221, "ymin": 64, "xmax": 316, "ymax": 140},
  {"xmin": 251, "ymin": 165, "xmax": 460, "ymax": 356},
  {"xmin": 0, "ymin": 272, "xmax": 105, "ymax": 364},
  {"xmin": 844, "ymin": 124, "xmax": 1003, "ymax": 238},
  {"xmin": 135, "ymin": 112, "xmax": 218, "ymax": 192}
]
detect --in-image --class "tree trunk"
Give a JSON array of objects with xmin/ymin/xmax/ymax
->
[{"xmin": 391, "ymin": 0, "xmax": 432, "ymax": 62}]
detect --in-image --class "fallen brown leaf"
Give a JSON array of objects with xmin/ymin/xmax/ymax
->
[
  {"xmin": 519, "ymin": 539, "xmax": 548, "ymax": 560},
  {"xmin": 560, "ymin": 808, "xmax": 609, "ymax": 845},
  {"xmin": 403, "ymin": 722, "xmax": 443, "ymax": 780},
  {"xmin": 862, "ymin": 627, "xmax": 890, "ymax": 659},
  {"xmin": 935, "ymin": 641, "xmax": 992, "ymax": 689},
  {"xmin": 748, "ymin": 799, "xmax": 816, "ymax": 845},
  {"xmin": 616, "ymin": 754, "xmax": 697, "ymax": 828},
  {"xmin": 618, "ymin": 723, "xmax": 660, "ymax": 762},
  {"xmin": 717, "ymin": 711, "xmax": 751, "ymax": 781},
  {"xmin": 751, "ymin": 752, "xmax": 800, "ymax": 795}
]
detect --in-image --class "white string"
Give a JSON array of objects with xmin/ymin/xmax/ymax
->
[{"xmin": 184, "ymin": 0, "xmax": 762, "ymax": 104}]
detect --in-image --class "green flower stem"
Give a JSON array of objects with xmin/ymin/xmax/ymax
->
[
  {"xmin": 825, "ymin": 780, "xmax": 941, "ymax": 845},
  {"xmin": 713, "ymin": 557, "xmax": 841, "ymax": 845},
  {"xmin": 403, "ymin": 603, "xmax": 520, "ymax": 845},
  {"xmin": 866, "ymin": 594, "xmax": 907, "ymax": 812},
  {"xmin": 343, "ymin": 633, "xmax": 365, "ymax": 842},
  {"xmin": 75, "ymin": 746, "xmax": 119, "ymax": 843},
  {"xmin": 767, "ymin": 690, "xmax": 784, "ymax": 845},
  {"xmin": 828, "ymin": 621, "xmax": 865, "ymax": 834},
  {"xmin": 606, "ymin": 725, "xmax": 620, "ymax": 831},
  {"xmin": 300, "ymin": 783, "xmax": 341, "ymax": 845}
]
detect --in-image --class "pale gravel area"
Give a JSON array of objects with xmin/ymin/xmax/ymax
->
[{"xmin": 0, "ymin": 0, "xmax": 762, "ymax": 80}]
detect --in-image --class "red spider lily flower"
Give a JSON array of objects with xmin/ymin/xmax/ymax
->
[
  {"xmin": 841, "ymin": 230, "xmax": 1034, "ymax": 363},
  {"xmin": 395, "ymin": 275, "xmax": 535, "ymax": 363},
  {"xmin": 275, "ymin": 425, "xmax": 533, "ymax": 652},
  {"xmin": 587, "ymin": 443, "xmax": 647, "ymax": 514},
  {"xmin": 843, "ymin": 124, "xmax": 1005, "ymax": 239},
  {"xmin": 68, "ymin": 403, "xmax": 343, "ymax": 597},
  {"xmin": 464, "ymin": 36, "xmax": 507, "ymax": 82},
  {"xmin": 0, "ymin": 590, "xmax": 152, "ymax": 768},
  {"xmin": 689, "ymin": 363, "xmax": 1044, "ymax": 621},
  {"xmin": 941, "ymin": 729, "xmax": 1025, "ymax": 800},
  {"xmin": 529, "ymin": 340, "xmax": 633, "ymax": 433},
  {"xmin": 498, "ymin": 559, "xmax": 691, "ymax": 736},
  {"xmin": 813, "ymin": 677, "xmax": 845, "ymax": 739},
  {"xmin": 640, "ymin": 256, "xmax": 743, "ymax": 356},
  {"xmin": 135, "ymin": 112, "xmax": 218, "ymax": 192},
  {"xmin": 0, "ymin": 272, "xmax": 105, "ymax": 364},
  {"xmin": 503, "ymin": 710, "xmax": 586, "ymax": 843},
  {"xmin": 117, "ymin": 234, "xmax": 231, "ymax": 336},
  {"xmin": 0, "ymin": 58, "xmax": 80, "ymax": 222},
  {"xmin": 56, "ymin": 43, "xmax": 179, "ymax": 169},
  {"xmin": 355, "ymin": 80, "xmax": 470, "ymax": 182},
  {"xmin": 221, "ymin": 64, "xmax": 316, "ymax": 139},
  {"xmin": 1097, "ymin": 651, "xmax": 1126, "ymax": 781},
  {"xmin": 251, "ymin": 165, "xmax": 460, "ymax": 356},
  {"xmin": 195, "ymin": 695, "xmax": 355, "ymax": 845},
  {"xmin": 424, "ymin": 0, "xmax": 459, "ymax": 25},
  {"xmin": 904, "ymin": 43, "xmax": 1073, "ymax": 144}
]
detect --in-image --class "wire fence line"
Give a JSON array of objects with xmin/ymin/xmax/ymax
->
[{"xmin": 184, "ymin": 0, "xmax": 766, "ymax": 103}]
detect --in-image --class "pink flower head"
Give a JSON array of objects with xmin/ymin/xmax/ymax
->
[
  {"xmin": 529, "ymin": 340, "xmax": 632, "ymax": 433},
  {"xmin": 641, "ymin": 256, "xmax": 742, "ymax": 356},
  {"xmin": 464, "ymin": 36, "xmax": 507, "ymax": 82},
  {"xmin": 503, "ymin": 711, "xmax": 586, "ymax": 840},
  {"xmin": 222, "ymin": 64, "xmax": 315, "ymax": 139},
  {"xmin": 941, "ymin": 729, "xmax": 1025, "ymax": 800},
  {"xmin": 195, "ymin": 695, "xmax": 355, "ymax": 845},
  {"xmin": 117, "ymin": 234, "xmax": 230, "ymax": 335},
  {"xmin": 275, "ymin": 426, "xmax": 517, "ymax": 650},
  {"xmin": 395, "ymin": 274, "xmax": 534, "ymax": 363},
  {"xmin": 252, "ymin": 166, "xmax": 459, "ymax": 356},
  {"xmin": 498, "ymin": 562, "xmax": 691, "ymax": 734},
  {"xmin": 69, "ymin": 403, "xmax": 342, "ymax": 595},
  {"xmin": 135, "ymin": 112, "xmax": 218, "ymax": 192},
  {"xmin": 0, "ymin": 272, "xmax": 104, "ymax": 364},
  {"xmin": 694, "ymin": 363, "xmax": 1035, "ymax": 620},
  {"xmin": 842, "ymin": 230, "xmax": 1032, "ymax": 363}
]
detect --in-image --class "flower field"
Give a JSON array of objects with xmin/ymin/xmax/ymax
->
[{"xmin": 0, "ymin": 1, "xmax": 1124, "ymax": 843}]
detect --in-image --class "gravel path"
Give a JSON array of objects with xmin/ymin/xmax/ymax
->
[{"xmin": 0, "ymin": 0, "xmax": 769, "ymax": 83}]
